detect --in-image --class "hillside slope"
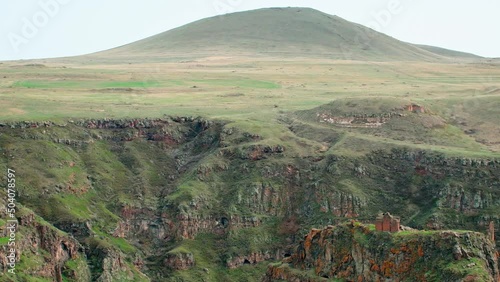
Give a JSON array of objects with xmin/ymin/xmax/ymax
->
[
  {"xmin": 95, "ymin": 7, "xmax": 471, "ymax": 61},
  {"xmin": 415, "ymin": 44, "xmax": 483, "ymax": 59}
]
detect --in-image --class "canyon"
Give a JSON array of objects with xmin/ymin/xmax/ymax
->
[{"xmin": 0, "ymin": 115, "xmax": 499, "ymax": 281}]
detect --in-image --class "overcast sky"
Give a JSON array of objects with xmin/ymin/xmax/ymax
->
[{"xmin": 1, "ymin": 0, "xmax": 499, "ymax": 61}]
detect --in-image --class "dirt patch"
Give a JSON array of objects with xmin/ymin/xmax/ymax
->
[
  {"xmin": 11, "ymin": 64, "xmax": 46, "ymax": 68},
  {"xmin": 218, "ymin": 93, "xmax": 245, "ymax": 97},
  {"xmin": 91, "ymin": 88, "xmax": 144, "ymax": 93}
]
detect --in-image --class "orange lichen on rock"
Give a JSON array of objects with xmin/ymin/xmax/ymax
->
[
  {"xmin": 370, "ymin": 262, "xmax": 380, "ymax": 272},
  {"xmin": 341, "ymin": 254, "xmax": 351, "ymax": 264},
  {"xmin": 381, "ymin": 260, "xmax": 395, "ymax": 277},
  {"xmin": 304, "ymin": 235, "xmax": 313, "ymax": 250},
  {"xmin": 400, "ymin": 244, "xmax": 410, "ymax": 253},
  {"xmin": 314, "ymin": 257, "xmax": 324, "ymax": 275},
  {"xmin": 266, "ymin": 265, "xmax": 286, "ymax": 280},
  {"xmin": 417, "ymin": 245, "xmax": 424, "ymax": 257},
  {"xmin": 337, "ymin": 265, "xmax": 354, "ymax": 279},
  {"xmin": 264, "ymin": 222, "xmax": 500, "ymax": 282},
  {"xmin": 390, "ymin": 248, "xmax": 401, "ymax": 255}
]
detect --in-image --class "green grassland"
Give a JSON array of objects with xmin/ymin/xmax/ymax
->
[
  {"xmin": 1, "ymin": 58, "xmax": 499, "ymax": 155},
  {"xmin": 1, "ymin": 56, "xmax": 499, "ymax": 281}
]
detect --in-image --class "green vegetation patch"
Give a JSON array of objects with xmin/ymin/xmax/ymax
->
[
  {"xmin": 192, "ymin": 78, "xmax": 281, "ymax": 89},
  {"xmin": 92, "ymin": 226, "xmax": 136, "ymax": 254},
  {"xmin": 12, "ymin": 78, "xmax": 279, "ymax": 90}
]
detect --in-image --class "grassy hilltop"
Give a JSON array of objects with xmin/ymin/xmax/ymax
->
[{"xmin": 97, "ymin": 7, "xmax": 449, "ymax": 61}]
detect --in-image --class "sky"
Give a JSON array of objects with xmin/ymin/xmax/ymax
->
[{"xmin": 1, "ymin": 0, "xmax": 499, "ymax": 61}]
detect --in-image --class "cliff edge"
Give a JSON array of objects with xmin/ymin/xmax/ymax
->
[{"xmin": 264, "ymin": 221, "xmax": 499, "ymax": 282}]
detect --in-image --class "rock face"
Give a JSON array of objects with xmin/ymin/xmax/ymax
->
[
  {"xmin": 0, "ymin": 209, "xmax": 90, "ymax": 282},
  {"xmin": 2, "ymin": 116, "xmax": 500, "ymax": 281},
  {"xmin": 264, "ymin": 222, "xmax": 500, "ymax": 282},
  {"xmin": 94, "ymin": 250, "xmax": 129, "ymax": 282},
  {"xmin": 316, "ymin": 103, "xmax": 426, "ymax": 128},
  {"xmin": 164, "ymin": 252, "xmax": 195, "ymax": 270},
  {"xmin": 317, "ymin": 113, "xmax": 395, "ymax": 128},
  {"xmin": 226, "ymin": 251, "xmax": 284, "ymax": 269},
  {"xmin": 0, "ymin": 117, "xmax": 218, "ymax": 281}
]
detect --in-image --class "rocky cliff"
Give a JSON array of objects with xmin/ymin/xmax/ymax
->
[
  {"xmin": 0, "ymin": 200, "xmax": 90, "ymax": 281},
  {"xmin": 1, "ymin": 116, "xmax": 499, "ymax": 281},
  {"xmin": 264, "ymin": 222, "xmax": 499, "ymax": 282}
]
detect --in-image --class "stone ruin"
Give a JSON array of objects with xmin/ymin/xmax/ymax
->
[
  {"xmin": 375, "ymin": 212, "xmax": 400, "ymax": 232},
  {"xmin": 406, "ymin": 104, "xmax": 425, "ymax": 113}
]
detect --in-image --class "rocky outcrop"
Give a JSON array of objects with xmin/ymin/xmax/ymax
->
[
  {"xmin": 0, "ymin": 120, "xmax": 56, "ymax": 128},
  {"xmin": 264, "ymin": 263, "xmax": 326, "ymax": 282},
  {"xmin": 363, "ymin": 148, "xmax": 500, "ymax": 238},
  {"xmin": 84, "ymin": 236, "xmax": 149, "ymax": 282},
  {"xmin": 113, "ymin": 204, "xmax": 263, "ymax": 241},
  {"xmin": 175, "ymin": 214, "xmax": 262, "ymax": 239},
  {"xmin": 220, "ymin": 144, "xmax": 285, "ymax": 160},
  {"xmin": 94, "ymin": 249, "xmax": 135, "ymax": 282},
  {"xmin": 55, "ymin": 221, "xmax": 93, "ymax": 240},
  {"xmin": 317, "ymin": 113, "xmax": 394, "ymax": 128},
  {"xmin": 0, "ymin": 117, "xmax": 220, "ymax": 147},
  {"xmin": 438, "ymin": 183, "xmax": 496, "ymax": 214},
  {"xmin": 314, "ymin": 104, "xmax": 427, "ymax": 128},
  {"xmin": 264, "ymin": 222, "xmax": 499, "ymax": 282},
  {"xmin": 164, "ymin": 251, "xmax": 195, "ymax": 270},
  {"xmin": 226, "ymin": 250, "xmax": 284, "ymax": 269},
  {"xmin": 0, "ymin": 210, "xmax": 90, "ymax": 282},
  {"xmin": 315, "ymin": 190, "xmax": 365, "ymax": 218}
]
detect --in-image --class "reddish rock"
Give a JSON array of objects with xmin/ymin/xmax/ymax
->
[
  {"xmin": 264, "ymin": 222, "xmax": 499, "ymax": 282},
  {"xmin": 164, "ymin": 252, "xmax": 194, "ymax": 270},
  {"xmin": 0, "ymin": 212, "xmax": 88, "ymax": 281},
  {"xmin": 406, "ymin": 104, "xmax": 425, "ymax": 113},
  {"xmin": 226, "ymin": 251, "xmax": 283, "ymax": 269}
]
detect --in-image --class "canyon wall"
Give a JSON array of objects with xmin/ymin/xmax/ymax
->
[{"xmin": 264, "ymin": 222, "xmax": 499, "ymax": 282}]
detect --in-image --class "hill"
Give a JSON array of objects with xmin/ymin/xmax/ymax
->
[
  {"xmin": 415, "ymin": 44, "xmax": 483, "ymax": 59},
  {"xmin": 94, "ymin": 7, "xmax": 477, "ymax": 61}
]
